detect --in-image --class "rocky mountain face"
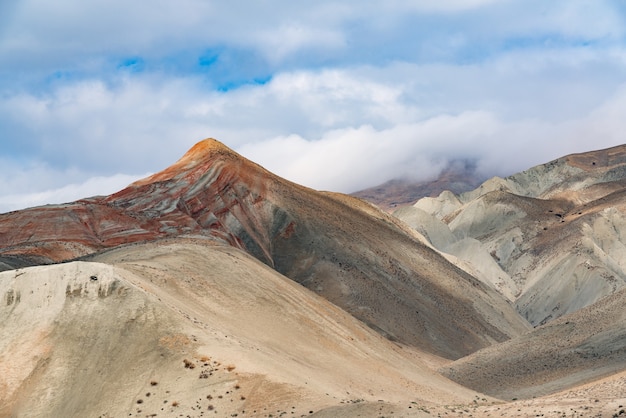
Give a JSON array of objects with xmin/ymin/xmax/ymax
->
[
  {"xmin": 3, "ymin": 139, "xmax": 626, "ymax": 417},
  {"xmin": 0, "ymin": 139, "xmax": 527, "ymax": 360},
  {"xmin": 395, "ymin": 144, "xmax": 626, "ymax": 327}
]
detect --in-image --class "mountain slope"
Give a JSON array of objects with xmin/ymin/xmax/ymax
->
[
  {"xmin": 397, "ymin": 144, "xmax": 626, "ymax": 326},
  {"xmin": 0, "ymin": 239, "xmax": 483, "ymax": 417},
  {"xmin": 441, "ymin": 286, "xmax": 626, "ymax": 400},
  {"xmin": 0, "ymin": 139, "xmax": 529, "ymax": 359},
  {"xmin": 4, "ymin": 139, "xmax": 626, "ymax": 416}
]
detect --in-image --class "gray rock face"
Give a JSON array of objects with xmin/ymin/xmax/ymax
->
[{"xmin": 397, "ymin": 144, "xmax": 626, "ymax": 326}]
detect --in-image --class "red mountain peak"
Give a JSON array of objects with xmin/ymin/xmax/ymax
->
[{"xmin": 131, "ymin": 138, "xmax": 235, "ymax": 187}]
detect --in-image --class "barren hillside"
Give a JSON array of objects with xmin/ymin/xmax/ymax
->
[
  {"xmin": 441, "ymin": 286, "xmax": 626, "ymax": 400},
  {"xmin": 0, "ymin": 139, "xmax": 528, "ymax": 360},
  {"xmin": 397, "ymin": 144, "xmax": 626, "ymax": 326},
  {"xmin": 1, "ymin": 239, "xmax": 486, "ymax": 417},
  {"xmin": 4, "ymin": 139, "xmax": 626, "ymax": 417}
]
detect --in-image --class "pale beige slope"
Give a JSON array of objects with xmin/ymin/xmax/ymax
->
[
  {"xmin": 440, "ymin": 286, "xmax": 626, "ymax": 401},
  {"xmin": 0, "ymin": 261, "xmax": 194, "ymax": 418},
  {"xmin": 0, "ymin": 238, "xmax": 484, "ymax": 418},
  {"xmin": 89, "ymin": 239, "xmax": 481, "ymax": 403}
]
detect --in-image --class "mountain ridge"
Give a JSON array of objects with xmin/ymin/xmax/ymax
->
[
  {"xmin": 396, "ymin": 143, "xmax": 626, "ymax": 326},
  {"xmin": 4, "ymin": 139, "xmax": 626, "ymax": 417},
  {"xmin": 351, "ymin": 159, "xmax": 486, "ymax": 212},
  {"xmin": 0, "ymin": 138, "xmax": 529, "ymax": 360}
]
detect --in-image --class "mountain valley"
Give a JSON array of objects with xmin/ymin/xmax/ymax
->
[{"xmin": 2, "ymin": 140, "xmax": 626, "ymax": 417}]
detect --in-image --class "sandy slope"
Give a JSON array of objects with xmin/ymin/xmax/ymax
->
[
  {"xmin": 0, "ymin": 238, "xmax": 486, "ymax": 417},
  {"xmin": 440, "ymin": 286, "xmax": 626, "ymax": 401},
  {"xmin": 7, "ymin": 140, "xmax": 626, "ymax": 417}
]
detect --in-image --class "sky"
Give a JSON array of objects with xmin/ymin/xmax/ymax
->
[{"xmin": 1, "ymin": 0, "xmax": 626, "ymax": 213}]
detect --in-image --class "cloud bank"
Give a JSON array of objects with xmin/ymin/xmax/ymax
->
[{"xmin": 1, "ymin": 0, "xmax": 625, "ymax": 212}]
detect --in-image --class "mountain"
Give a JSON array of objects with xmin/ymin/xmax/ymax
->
[
  {"xmin": 396, "ymin": 144, "xmax": 626, "ymax": 326},
  {"xmin": 0, "ymin": 139, "xmax": 528, "ymax": 360},
  {"xmin": 351, "ymin": 159, "xmax": 486, "ymax": 212},
  {"xmin": 393, "ymin": 143, "xmax": 626, "ymax": 405},
  {"xmin": 4, "ymin": 139, "xmax": 626, "ymax": 417}
]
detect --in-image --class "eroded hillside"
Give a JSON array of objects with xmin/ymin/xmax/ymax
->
[
  {"xmin": 397, "ymin": 144, "xmax": 626, "ymax": 326},
  {"xmin": 5, "ymin": 139, "xmax": 626, "ymax": 417}
]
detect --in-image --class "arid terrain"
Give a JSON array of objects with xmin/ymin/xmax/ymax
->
[{"xmin": 2, "ymin": 139, "xmax": 626, "ymax": 417}]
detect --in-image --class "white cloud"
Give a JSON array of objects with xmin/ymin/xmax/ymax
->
[
  {"xmin": 237, "ymin": 94, "xmax": 626, "ymax": 193},
  {"xmin": 1, "ymin": 1, "xmax": 626, "ymax": 208},
  {"xmin": 2, "ymin": 0, "xmax": 623, "ymax": 73},
  {"xmin": 399, "ymin": 0, "xmax": 501, "ymax": 13},
  {"xmin": 0, "ymin": 172, "xmax": 149, "ymax": 213},
  {"xmin": 237, "ymin": 113, "xmax": 497, "ymax": 192},
  {"xmin": 2, "ymin": 52, "xmax": 626, "ymax": 201},
  {"xmin": 257, "ymin": 24, "xmax": 345, "ymax": 63}
]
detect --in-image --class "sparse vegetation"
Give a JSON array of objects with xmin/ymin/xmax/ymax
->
[{"xmin": 7, "ymin": 143, "xmax": 626, "ymax": 418}]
